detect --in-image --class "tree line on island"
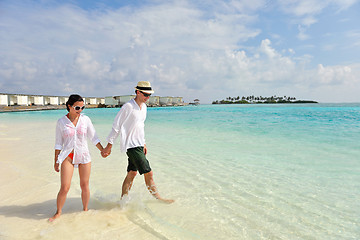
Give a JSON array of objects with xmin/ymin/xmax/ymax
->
[{"xmin": 212, "ymin": 95, "xmax": 318, "ymax": 104}]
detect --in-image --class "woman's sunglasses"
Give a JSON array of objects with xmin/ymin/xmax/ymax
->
[{"xmin": 73, "ymin": 106, "xmax": 85, "ymax": 111}]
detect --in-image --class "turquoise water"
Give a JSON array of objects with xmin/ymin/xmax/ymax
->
[{"xmin": 1, "ymin": 103, "xmax": 359, "ymax": 239}]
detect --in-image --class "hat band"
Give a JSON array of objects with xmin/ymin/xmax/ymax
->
[{"xmin": 136, "ymin": 86, "xmax": 152, "ymax": 91}]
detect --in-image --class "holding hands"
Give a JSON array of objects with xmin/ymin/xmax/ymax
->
[{"xmin": 101, "ymin": 143, "xmax": 112, "ymax": 158}]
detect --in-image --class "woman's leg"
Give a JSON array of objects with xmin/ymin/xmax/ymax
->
[
  {"xmin": 78, "ymin": 162, "xmax": 91, "ymax": 211},
  {"xmin": 49, "ymin": 158, "xmax": 74, "ymax": 221}
]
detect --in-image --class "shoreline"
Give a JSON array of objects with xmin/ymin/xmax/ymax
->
[
  {"xmin": 212, "ymin": 100, "xmax": 319, "ymax": 104},
  {"xmin": 0, "ymin": 104, "xmax": 99, "ymax": 113},
  {"xmin": 0, "ymin": 103, "xmax": 190, "ymax": 113}
]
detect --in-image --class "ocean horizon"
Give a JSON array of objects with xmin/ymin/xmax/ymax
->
[{"xmin": 0, "ymin": 103, "xmax": 359, "ymax": 239}]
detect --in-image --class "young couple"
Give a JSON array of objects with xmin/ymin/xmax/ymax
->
[{"xmin": 49, "ymin": 81, "xmax": 174, "ymax": 222}]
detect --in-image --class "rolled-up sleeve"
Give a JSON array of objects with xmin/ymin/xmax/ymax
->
[
  {"xmin": 54, "ymin": 120, "xmax": 63, "ymax": 150},
  {"xmin": 107, "ymin": 128, "xmax": 119, "ymax": 145},
  {"xmin": 106, "ymin": 105, "xmax": 129, "ymax": 144}
]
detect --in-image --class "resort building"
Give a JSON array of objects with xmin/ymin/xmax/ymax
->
[
  {"xmin": 85, "ymin": 97, "xmax": 94, "ymax": 105},
  {"xmin": 119, "ymin": 95, "xmax": 136, "ymax": 106},
  {"xmin": 44, "ymin": 96, "xmax": 59, "ymax": 105},
  {"xmin": 105, "ymin": 95, "xmax": 136, "ymax": 107},
  {"xmin": 172, "ymin": 97, "xmax": 184, "ymax": 106},
  {"xmin": 159, "ymin": 96, "xmax": 173, "ymax": 106},
  {"xmin": 7, "ymin": 94, "xmax": 29, "ymax": 106},
  {"xmin": 84, "ymin": 97, "xmax": 105, "ymax": 105},
  {"xmin": 189, "ymin": 99, "xmax": 200, "ymax": 105},
  {"xmin": 0, "ymin": 94, "xmax": 8, "ymax": 106},
  {"xmin": 59, "ymin": 96, "xmax": 67, "ymax": 105},
  {"xmin": 148, "ymin": 96, "xmax": 160, "ymax": 106},
  {"xmin": 0, "ymin": 94, "xmax": 106, "ymax": 106},
  {"xmin": 0, "ymin": 92, "xmax": 183, "ymax": 109},
  {"xmin": 28, "ymin": 95, "xmax": 44, "ymax": 105},
  {"xmin": 105, "ymin": 96, "xmax": 119, "ymax": 107}
]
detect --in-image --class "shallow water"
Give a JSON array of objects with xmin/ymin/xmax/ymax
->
[{"xmin": 0, "ymin": 103, "xmax": 359, "ymax": 239}]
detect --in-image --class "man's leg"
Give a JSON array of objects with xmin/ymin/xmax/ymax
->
[
  {"xmin": 121, "ymin": 170, "xmax": 137, "ymax": 198},
  {"xmin": 144, "ymin": 171, "xmax": 174, "ymax": 203}
]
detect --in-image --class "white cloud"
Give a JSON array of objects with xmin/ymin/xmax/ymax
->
[
  {"xmin": 276, "ymin": 0, "xmax": 358, "ymax": 43},
  {"xmin": 0, "ymin": 0, "xmax": 359, "ymax": 103},
  {"xmin": 346, "ymin": 30, "xmax": 360, "ymax": 47},
  {"xmin": 277, "ymin": 0, "xmax": 325, "ymax": 16},
  {"xmin": 73, "ymin": 49, "xmax": 102, "ymax": 76},
  {"xmin": 288, "ymin": 48, "xmax": 295, "ymax": 54},
  {"xmin": 332, "ymin": 0, "xmax": 359, "ymax": 12},
  {"xmin": 277, "ymin": 0, "xmax": 357, "ymax": 17},
  {"xmin": 317, "ymin": 64, "xmax": 354, "ymax": 85},
  {"xmin": 302, "ymin": 16, "xmax": 318, "ymax": 26},
  {"xmin": 297, "ymin": 25, "xmax": 310, "ymax": 40},
  {"xmin": 260, "ymin": 39, "xmax": 278, "ymax": 58}
]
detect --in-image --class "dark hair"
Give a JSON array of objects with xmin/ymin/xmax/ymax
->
[{"xmin": 66, "ymin": 94, "xmax": 84, "ymax": 112}]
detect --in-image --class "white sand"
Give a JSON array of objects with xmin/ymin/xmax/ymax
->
[{"xmin": 0, "ymin": 121, "xmax": 171, "ymax": 240}]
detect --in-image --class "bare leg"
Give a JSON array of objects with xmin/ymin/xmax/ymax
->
[
  {"xmin": 78, "ymin": 162, "xmax": 91, "ymax": 211},
  {"xmin": 121, "ymin": 171, "xmax": 137, "ymax": 198},
  {"xmin": 49, "ymin": 158, "xmax": 74, "ymax": 222},
  {"xmin": 144, "ymin": 171, "xmax": 174, "ymax": 204}
]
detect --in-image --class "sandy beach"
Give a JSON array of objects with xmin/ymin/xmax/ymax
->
[{"xmin": 0, "ymin": 120, "xmax": 181, "ymax": 240}]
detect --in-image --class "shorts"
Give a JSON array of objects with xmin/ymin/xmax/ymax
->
[{"xmin": 126, "ymin": 146, "xmax": 152, "ymax": 175}]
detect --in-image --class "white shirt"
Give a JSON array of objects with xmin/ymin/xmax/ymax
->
[
  {"xmin": 55, "ymin": 114, "xmax": 100, "ymax": 165},
  {"xmin": 107, "ymin": 99, "xmax": 146, "ymax": 152}
]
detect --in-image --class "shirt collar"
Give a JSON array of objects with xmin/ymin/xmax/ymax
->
[{"xmin": 131, "ymin": 98, "xmax": 144, "ymax": 110}]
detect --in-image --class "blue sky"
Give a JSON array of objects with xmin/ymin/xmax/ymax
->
[{"xmin": 1, "ymin": 0, "xmax": 359, "ymax": 103}]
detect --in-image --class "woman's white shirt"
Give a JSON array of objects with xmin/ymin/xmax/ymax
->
[{"xmin": 55, "ymin": 114, "xmax": 100, "ymax": 166}]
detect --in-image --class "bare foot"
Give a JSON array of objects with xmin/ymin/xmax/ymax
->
[
  {"xmin": 48, "ymin": 212, "xmax": 60, "ymax": 222},
  {"xmin": 158, "ymin": 198, "xmax": 175, "ymax": 204}
]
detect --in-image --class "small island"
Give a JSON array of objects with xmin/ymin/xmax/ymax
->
[{"xmin": 212, "ymin": 95, "xmax": 318, "ymax": 104}]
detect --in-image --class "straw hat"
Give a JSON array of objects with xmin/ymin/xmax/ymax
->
[{"xmin": 135, "ymin": 81, "xmax": 154, "ymax": 94}]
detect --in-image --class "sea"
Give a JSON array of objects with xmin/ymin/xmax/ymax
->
[{"xmin": 0, "ymin": 103, "xmax": 359, "ymax": 239}]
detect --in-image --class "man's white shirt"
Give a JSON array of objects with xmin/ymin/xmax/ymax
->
[{"xmin": 107, "ymin": 99, "xmax": 147, "ymax": 152}]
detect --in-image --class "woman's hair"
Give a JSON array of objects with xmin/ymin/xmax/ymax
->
[{"xmin": 66, "ymin": 94, "xmax": 84, "ymax": 112}]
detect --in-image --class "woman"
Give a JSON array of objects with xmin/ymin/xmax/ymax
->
[{"xmin": 49, "ymin": 94, "xmax": 104, "ymax": 222}]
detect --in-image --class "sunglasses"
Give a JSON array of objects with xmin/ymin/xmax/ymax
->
[
  {"xmin": 72, "ymin": 105, "xmax": 85, "ymax": 111},
  {"xmin": 140, "ymin": 91, "xmax": 151, "ymax": 97}
]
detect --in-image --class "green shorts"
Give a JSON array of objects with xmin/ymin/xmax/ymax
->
[{"xmin": 126, "ymin": 146, "xmax": 152, "ymax": 175}]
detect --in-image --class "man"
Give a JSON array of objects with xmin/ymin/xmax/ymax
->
[{"xmin": 102, "ymin": 81, "xmax": 174, "ymax": 204}]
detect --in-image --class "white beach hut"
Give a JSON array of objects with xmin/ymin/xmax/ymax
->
[
  {"xmin": 119, "ymin": 95, "xmax": 135, "ymax": 106},
  {"xmin": 8, "ymin": 94, "xmax": 29, "ymax": 106},
  {"xmin": 28, "ymin": 95, "xmax": 45, "ymax": 106},
  {"xmin": 148, "ymin": 96, "xmax": 160, "ymax": 106},
  {"xmin": 0, "ymin": 94, "xmax": 9, "ymax": 106},
  {"xmin": 98, "ymin": 98, "xmax": 105, "ymax": 104},
  {"xmin": 59, "ymin": 96, "xmax": 67, "ymax": 105},
  {"xmin": 44, "ymin": 96, "xmax": 59, "ymax": 105},
  {"xmin": 8, "ymin": 95, "xmax": 16, "ymax": 106},
  {"xmin": 87, "ymin": 97, "xmax": 98, "ymax": 105},
  {"xmin": 18, "ymin": 95, "xmax": 28, "ymax": 106},
  {"xmin": 105, "ymin": 96, "xmax": 119, "ymax": 107},
  {"xmin": 172, "ymin": 97, "xmax": 184, "ymax": 106},
  {"xmin": 159, "ymin": 96, "xmax": 173, "ymax": 106}
]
